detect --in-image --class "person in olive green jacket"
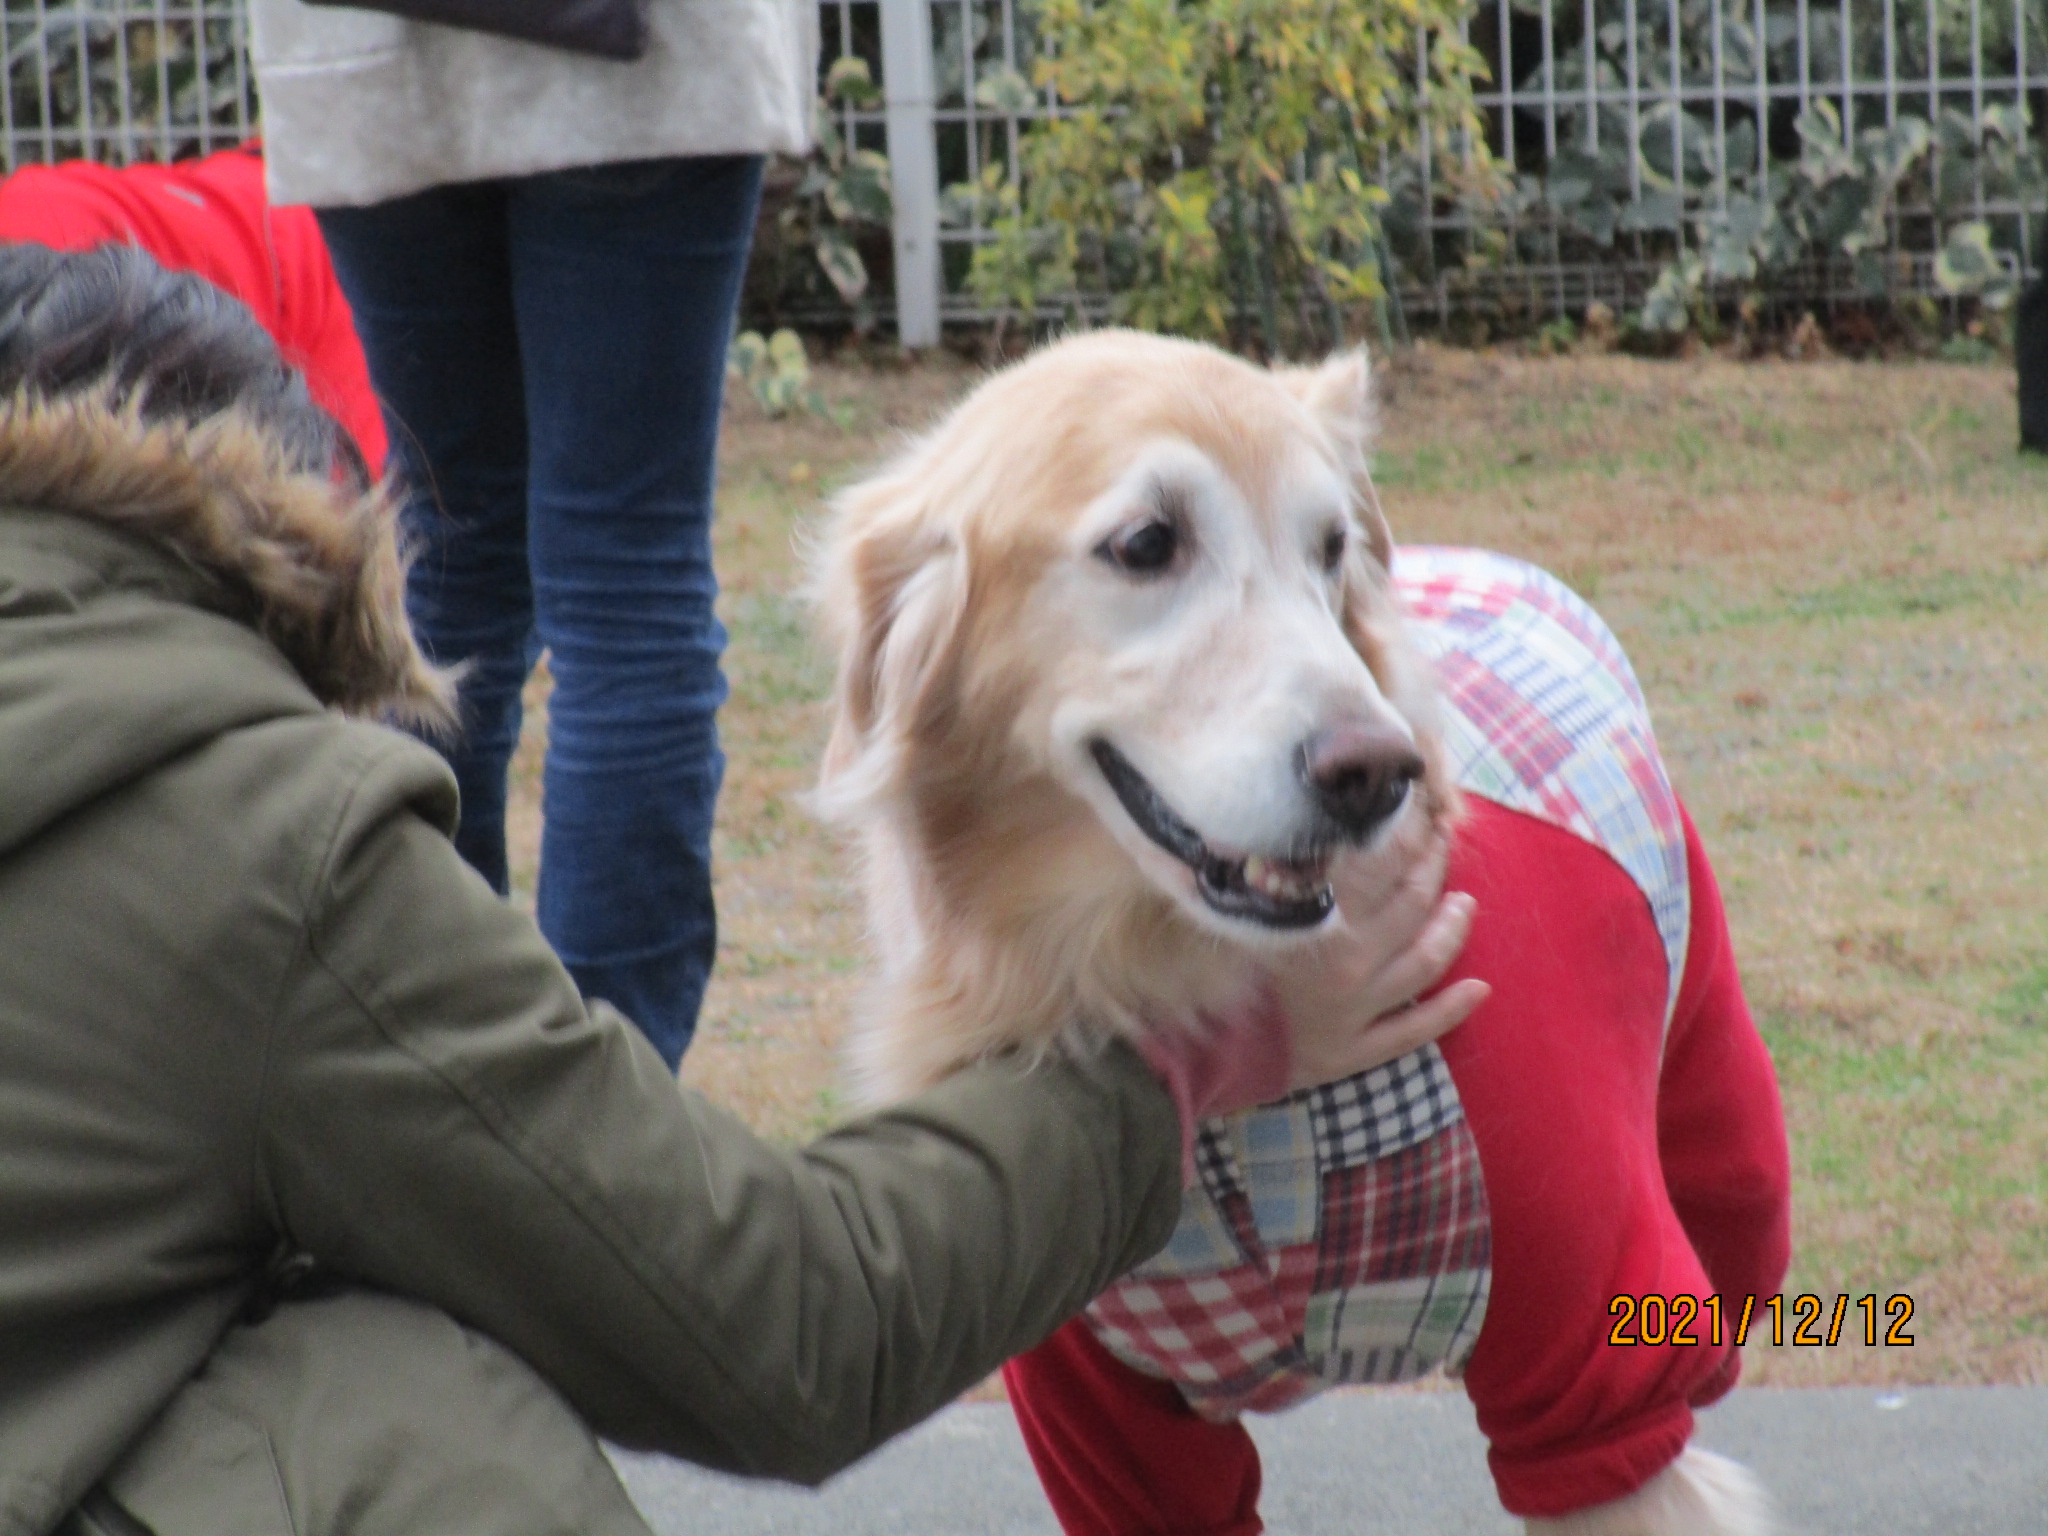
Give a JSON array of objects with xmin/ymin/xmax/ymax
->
[{"xmin": 0, "ymin": 245, "xmax": 1482, "ymax": 1536}]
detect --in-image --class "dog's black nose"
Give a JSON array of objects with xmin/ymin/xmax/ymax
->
[{"xmin": 1300, "ymin": 723, "xmax": 1425, "ymax": 838}]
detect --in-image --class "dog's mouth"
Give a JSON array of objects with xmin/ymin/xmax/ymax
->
[{"xmin": 1089, "ymin": 739, "xmax": 1336, "ymax": 930}]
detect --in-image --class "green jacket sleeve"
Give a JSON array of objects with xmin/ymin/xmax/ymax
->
[{"xmin": 255, "ymin": 734, "xmax": 1183, "ymax": 1485}]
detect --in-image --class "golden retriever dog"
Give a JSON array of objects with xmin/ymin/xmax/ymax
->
[{"xmin": 812, "ymin": 329, "xmax": 1788, "ymax": 1535}]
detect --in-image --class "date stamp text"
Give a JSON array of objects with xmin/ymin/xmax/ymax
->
[{"xmin": 1606, "ymin": 1293, "xmax": 1915, "ymax": 1347}]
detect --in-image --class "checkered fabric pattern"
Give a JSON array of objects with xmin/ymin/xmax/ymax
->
[
  {"xmin": 1089, "ymin": 1043, "xmax": 1491, "ymax": 1420},
  {"xmin": 1085, "ymin": 546, "xmax": 1691, "ymax": 1422},
  {"xmin": 1395, "ymin": 546, "xmax": 1691, "ymax": 1027}
]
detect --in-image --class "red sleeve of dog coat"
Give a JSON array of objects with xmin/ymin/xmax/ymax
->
[
  {"xmin": 1654, "ymin": 803, "xmax": 1793, "ymax": 1407},
  {"xmin": 0, "ymin": 149, "xmax": 388, "ymax": 477},
  {"xmin": 1005, "ymin": 1320, "xmax": 1265, "ymax": 1536},
  {"xmin": 1446, "ymin": 799, "xmax": 1778, "ymax": 1517}
]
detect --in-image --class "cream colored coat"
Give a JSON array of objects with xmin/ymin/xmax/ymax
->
[{"xmin": 248, "ymin": 0, "xmax": 817, "ymax": 208}]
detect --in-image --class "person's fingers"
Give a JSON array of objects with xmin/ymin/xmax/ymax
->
[
  {"xmin": 1353, "ymin": 890, "xmax": 1476, "ymax": 1014},
  {"xmin": 1291, "ymin": 978, "xmax": 1490, "ymax": 1089},
  {"xmin": 1365, "ymin": 978, "xmax": 1490, "ymax": 1058}
]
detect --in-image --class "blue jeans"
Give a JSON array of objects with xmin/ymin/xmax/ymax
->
[{"xmin": 317, "ymin": 155, "xmax": 765, "ymax": 1069}]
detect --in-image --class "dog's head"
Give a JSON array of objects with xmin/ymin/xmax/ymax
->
[{"xmin": 814, "ymin": 331, "xmax": 1450, "ymax": 1077}]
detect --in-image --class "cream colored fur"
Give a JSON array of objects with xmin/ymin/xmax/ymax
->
[
  {"xmin": 1526, "ymin": 1449, "xmax": 1773, "ymax": 1536},
  {"xmin": 812, "ymin": 329, "xmax": 1769, "ymax": 1534}
]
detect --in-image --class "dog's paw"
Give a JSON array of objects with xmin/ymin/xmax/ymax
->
[{"xmin": 1523, "ymin": 1447, "xmax": 1773, "ymax": 1536}]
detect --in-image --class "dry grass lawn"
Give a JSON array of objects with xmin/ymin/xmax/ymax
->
[{"xmin": 508, "ymin": 344, "xmax": 2048, "ymax": 1390}]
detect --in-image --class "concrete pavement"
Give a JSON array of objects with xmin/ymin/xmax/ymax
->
[{"xmin": 611, "ymin": 1386, "xmax": 2048, "ymax": 1535}]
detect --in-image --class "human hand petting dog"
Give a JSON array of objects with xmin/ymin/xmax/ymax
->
[
  {"xmin": 1275, "ymin": 813, "xmax": 1489, "ymax": 1094},
  {"xmin": 1137, "ymin": 813, "xmax": 1485, "ymax": 1162}
]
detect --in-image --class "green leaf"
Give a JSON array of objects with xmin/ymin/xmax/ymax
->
[
  {"xmin": 1702, "ymin": 193, "xmax": 1766, "ymax": 282},
  {"xmin": 1858, "ymin": 116, "xmax": 1931, "ymax": 185},
  {"xmin": 1618, "ymin": 188, "xmax": 1684, "ymax": 233},
  {"xmin": 725, "ymin": 330, "xmax": 768, "ymax": 384},
  {"xmin": 766, "ymin": 328, "xmax": 810, "ymax": 380},
  {"xmin": 814, "ymin": 228, "xmax": 869, "ymax": 304},
  {"xmin": 1723, "ymin": 119, "xmax": 1760, "ymax": 182},
  {"xmin": 825, "ymin": 150, "xmax": 894, "ymax": 226},
  {"xmin": 1543, "ymin": 147, "xmax": 1600, "ymax": 210},
  {"xmin": 939, "ymin": 181, "xmax": 984, "ymax": 229},
  {"xmin": 825, "ymin": 55, "xmax": 880, "ymax": 107},
  {"xmin": 974, "ymin": 65, "xmax": 1039, "ymax": 116},
  {"xmin": 807, "ymin": 113, "xmax": 846, "ymax": 173},
  {"xmin": 1934, "ymin": 221, "xmax": 2015, "ymax": 305},
  {"xmin": 1809, "ymin": 176, "xmax": 1873, "ymax": 250},
  {"xmin": 1934, "ymin": 107, "xmax": 1978, "ymax": 162},
  {"xmin": 1934, "ymin": 222, "xmax": 1996, "ymax": 291},
  {"xmin": 1575, "ymin": 195, "xmax": 1620, "ymax": 247},
  {"xmin": 1938, "ymin": 333, "xmax": 2002, "ymax": 364},
  {"xmin": 1981, "ymin": 102, "xmax": 2030, "ymax": 147},
  {"xmin": 1794, "ymin": 100, "xmax": 1852, "ymax": 180},
  {"xmin": 1637, "ymin": 254, "xmax": 1704, "ymax": 335}
]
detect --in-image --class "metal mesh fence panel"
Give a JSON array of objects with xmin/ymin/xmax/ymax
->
[
  {"xmin": 1439, "ymin": 0, "xmax": 2048, "ymax": 316},
  {"xmin": 863, "ymin": 0, "xmax": 2046, "ymax": 330},
  {"xmin": 4, "ymin": 0, "xmax": 255, "ymax": 166}
]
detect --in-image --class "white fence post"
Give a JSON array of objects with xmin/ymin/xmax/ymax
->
[{"xmin": 880, "ymin": 0, "xmax": 943, "ymax": 348}]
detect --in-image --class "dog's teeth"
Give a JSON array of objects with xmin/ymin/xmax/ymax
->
[{"xmin": 1242, "ymin": 856, "xmax": 1316, "ymax": 901}]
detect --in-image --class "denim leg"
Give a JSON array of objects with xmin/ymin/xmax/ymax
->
[
  {"xmin": 505, "ymin": 155, "xmax": 764, "ymax": 1067},
  {"xmin": 316, "ymin": 190, "xmax": 534, "ymax": 896}
]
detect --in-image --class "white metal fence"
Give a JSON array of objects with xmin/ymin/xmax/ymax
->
[
  {"xmin": 3, "ymin": 0, "xmax": 255, "ymax": 165},
  {"xmin": 861, "ymin": 0, "xmax": 2047, "ymax": 341},
  {"xmin": 4, "ymin": 0, "xmax": 2041, "ymax": 342},
  {"xmin": 1442, "ymin": 0, "xmax": 2048, "ymax": 319}
]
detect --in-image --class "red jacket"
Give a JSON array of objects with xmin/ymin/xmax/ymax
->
[
  {"xmin": 1005, "ymin": 550, "xmax": 1791, "ymax": 1532},
  {"xmin": 1008, "ymin": 801, "xmax": 1790, "ymax": 1530},
  {"xmin": 0, "ymin": 147, "xmax": 387, "ymax": 476}
]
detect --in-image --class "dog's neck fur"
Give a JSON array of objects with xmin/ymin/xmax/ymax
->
[{"xmin": 848, "ymin": 761, "xmax": 1265, "ymax": 1101}]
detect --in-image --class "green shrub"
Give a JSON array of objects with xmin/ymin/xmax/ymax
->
[
  {"xmin": 742, "ymin": 57, "xmax": 896, "ymax": 334},
  {"xmin": 726, "ymin": 328, "xmax": 845, "ymax": 421},
  {"xmin": 1625, "ymin": 100, "xmax": 2044, "ymax": 337},
  {"xmin": 960, "ymin": 0, "xmax": 1490, "ymax": 358},
  {"xmin": 1501, "ymin": 0, "xmax": 2045, "ymax": 339}
]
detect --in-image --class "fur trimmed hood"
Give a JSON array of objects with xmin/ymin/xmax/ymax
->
[{"xmin": 0, "ymin": 389, "xmax": 453, "ymax": 727}]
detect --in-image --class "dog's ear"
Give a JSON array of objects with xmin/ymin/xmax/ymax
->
[
  {"xmin": 1280, "ymin": 348, "xmax": 1379, "ymax": 443},
  {"xmin": 811, "ymin": 466, "xmax": 968, "ymax": 807},
  {"xmin": 1275, "ymin": 349, "xmax": 1393, "ymax": 571}
]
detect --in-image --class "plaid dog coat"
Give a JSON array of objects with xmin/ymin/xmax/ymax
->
[{"xmin": 1084, "ymin": 546, "xmax": 1693, "ymax": 1421}]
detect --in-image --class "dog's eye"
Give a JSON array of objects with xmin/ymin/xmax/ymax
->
[
  {"xmin": 1098, "ymin": 518, "xmax": 1181, "ymax": 577},
  {"xmin": 1320, "ymin": 525, "xmax": 1347, "ymax": 574}
]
